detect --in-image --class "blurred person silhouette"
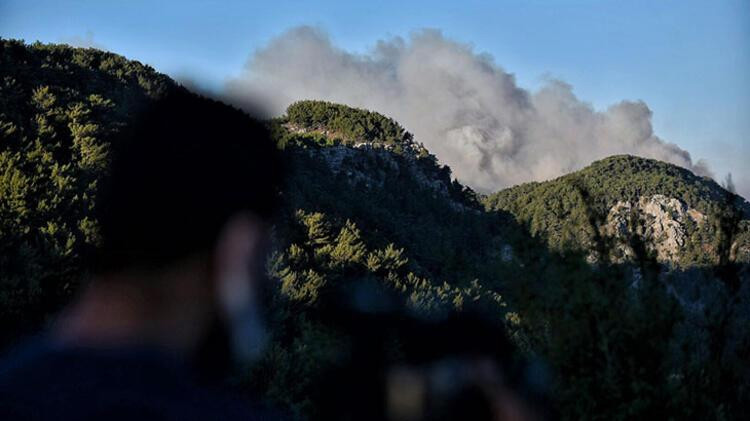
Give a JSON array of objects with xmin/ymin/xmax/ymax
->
[
  {"xmin": 312, "ymin": 280, "xmax": 553, "ymax": 421},
  {"xmin": 0, "ymin": 90, "xmax": 285, "ymax": 420}
]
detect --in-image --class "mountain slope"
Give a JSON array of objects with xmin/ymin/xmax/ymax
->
[
  {"xmin": 484, "ymin": 154, "xmax": 750, "ymax": 266},
  {"xmin": 1, "ymin": 40, "xmax": 748, "ymax": 420},
  {"xmin": 0, "ymin": 40, "xmax": 519, "ymax": 417},
  {"xmin": 0, "ymin": 39, "xmax": 180, "ymax": 340}
]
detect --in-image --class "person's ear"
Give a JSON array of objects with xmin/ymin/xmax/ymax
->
[
  {"xmin": 211, "ymin": 212, "xmax": 270, "ymax": 363},
  {"xmin": 212, "ymin": 212, "xmax": 265, "ymax": 317}
]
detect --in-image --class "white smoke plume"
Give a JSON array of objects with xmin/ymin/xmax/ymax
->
[
  {"xmin": 226, "ymin": 26, "xmax": 713, "ymax": 193},
  {"xmin": 59, "ymin": 30, "xmax": 107, "ymax": 50}
]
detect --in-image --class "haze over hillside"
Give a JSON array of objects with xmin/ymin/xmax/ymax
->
[{"xmin": 226, "ymin": 26, "xmax": 729, "ymax": 197}]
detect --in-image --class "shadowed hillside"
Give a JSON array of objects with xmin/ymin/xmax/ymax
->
[{"xmin": 1, "ymin": 40, "xmax": 748, "ymax": 420}]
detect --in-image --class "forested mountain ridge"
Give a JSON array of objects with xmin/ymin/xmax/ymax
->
[
  {"xmin": 0, "ymin": 39, "xmax": 520, "ymax": 416},
  {"xmin": 270, "ymin": 100, "xmax": 482, "ymax": 213},
  {"xmin": 1, "ymin": 40, "xmax": 748, "ymax": 420},
  {"xmin": 0, "ymin": 39, "xmax": 181, "ymax": 342},
  {"xmin": 484, "ymin": 154, "xmax": 750, "ymax": 266},
  {"xmin": 283, "ymin": 100, "xmax": 428, "ymax": 156}
]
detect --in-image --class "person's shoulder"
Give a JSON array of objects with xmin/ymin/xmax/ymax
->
[
  {"xmin": 0, "ymin": 336, "xmax": 55, "ymax": 383},
  {"xmin": 0, "ymin": 338, "xmax": 286, "ymax": 420},
  {"xmin": 0, "ymin": 337, "xmax": 64, "ymax": 419}
]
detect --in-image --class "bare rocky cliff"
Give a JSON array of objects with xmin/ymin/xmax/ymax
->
[{"xmin": 604, "ymin": 194, "xmax": 706, "ymax": 263}]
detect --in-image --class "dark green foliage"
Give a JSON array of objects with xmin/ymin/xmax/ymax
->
[
  {"xmin": 516, "ymin": 257, "xmax": 682, "ymax": 418},
  {"xmin": 286, "ymin": 100, "xmax": 412, "ymax": 146},
  {"xmin": 0, "ymin": 39, "xmax": 177, "ymax": 344},
  {"xmin": 485, "ymin": 155, "xmax": 750, "ymax": 419},
  {"xmin": 487, "ymin": 155, "xmax": 743, "ymax": 216},
  {"xmin": 249, "ymin": 209, "xmax": 507, "ymax": 419},
  {"xmin": 484, "ymin": 155, "xmax": 750, "ymax": 266},
  {"xmin": 1, "ymin": 40, "xmax": 748, "ymax": 420},
  {"xmin": 0, "ymin": 40, "xmax": 516, "ymax": 416}
]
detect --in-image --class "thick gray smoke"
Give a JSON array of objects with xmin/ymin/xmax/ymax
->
[{"xmin": 227, "ymin": 26, "xmax": 712, "ymax": 192}]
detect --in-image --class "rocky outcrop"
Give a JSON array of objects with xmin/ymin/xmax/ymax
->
[
  {"xmin": 604, "ymin": 194, "xmax": 706, "ymax": 263},
  {"xmin": 306, "ymin": 144, "xmax": 476, "ymax": 213},
  {"xmin": 285, "ymin": 122, "xmax": 430, "ymax": 160},
  {"xmin": 310, "ymin": 145, "xmax": 399, "ymax": 190}
]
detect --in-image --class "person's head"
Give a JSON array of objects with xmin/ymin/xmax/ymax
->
[{"xmin": 87, "ymin": 89, "xmax": 283, "ymax": 368}]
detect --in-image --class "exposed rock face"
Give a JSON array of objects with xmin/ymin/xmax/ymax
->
[
  {"xmin": 604, "ymin": 194, "xmax": 705, "ymax": 263},
  {"xmin": 285, "ymin": 122, "xmax": 430, "ymax": 160},
  {"xmin": 306, "ymin": 144, "xmax": 476, "ymax": 213}
]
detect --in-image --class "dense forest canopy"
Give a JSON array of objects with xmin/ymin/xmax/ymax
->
[
  {"xmin": 1, "ymin": 40, "xmax": 748, "ymax": 420},
  {"xmin": 286, "ymin": 100, "xmax": 411, "ymax": 145},
  {"xmin": 486, "ymin": 154, "xmax": 749, "ymax": 219},
  {"xmin": 281, "ymin": 100, "xmax": 433, "ymax": 160},
  {"xmin": 484, "ymin": 154, "xmax": 750, "ymax": 266},
  {"xmin": 0, "ymin": 39, "xmax": 179, "ymax": 343}
]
